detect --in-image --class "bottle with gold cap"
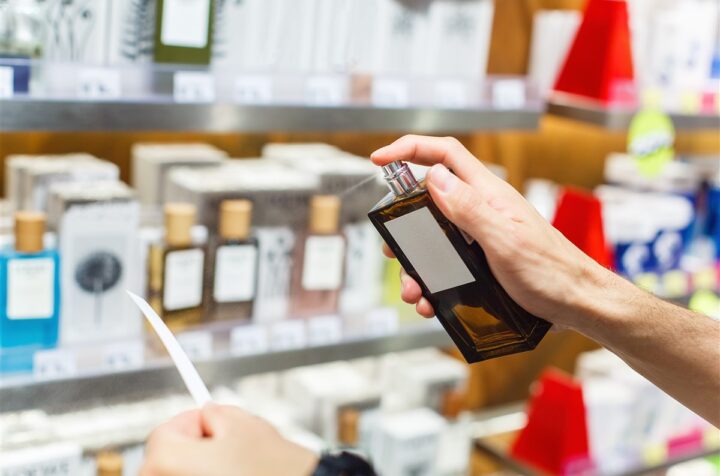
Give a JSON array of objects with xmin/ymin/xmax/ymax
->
[
  {"xmin": 148, "ymin": 203, "xmax": 206, "ymax": 330},
  {"xmin": 290, "ymin": 195, "xmax": 346, "ymax": 318},
  {"xmin": 95, "ymin": 450, "xmax": 123, "ymax": 476},
  {"xmin": 0, "ymin": 211, "xmax": 60, "ymax": 371},
  {"xmin": 208, "ymin": 199, "xmax": 258, "ymax": 321}
]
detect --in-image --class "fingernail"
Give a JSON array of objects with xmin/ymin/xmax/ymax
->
[{"xmin": 429, "ymin": 164, "xmax": 457, "ymax": 193}]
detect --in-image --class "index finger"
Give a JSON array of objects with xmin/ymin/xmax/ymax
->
[
  {"xmin": 371, "ymin": 135, "xmax": 489, "ymax": 186},
  {"xmin": 158, "ymin": 409, "xmax": 204, "ymax": 438}
]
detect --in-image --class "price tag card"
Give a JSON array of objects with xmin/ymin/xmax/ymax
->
[
  {"xmin": 234, "ymin": 75, "xmax": 273, "ymax": 104},
  {"xmin": 77, "ymin": 68, "xmax": 122, "ymax": 99},
  {"xmin": 176, "ymin": 330, "xmax": 214, "ymax": 360},
  {"xmin": 305, "ymin": 76, "xmax": 345, "ymax": 106},
  {"xmin": 34, "ymin": 349, "xmax": 77, "ymax": 381},
  {"xmin": 230, "ymin": 325, "xmax": 269, "ymax": 357},
  {"xmin": 307, "ymin": 315, "xmax": 342, "ymax": 346},
  {"xmin": 492, "ymin": 79, "xmax": 526, "ymax": 110},
  {"xmin": 372, "ymin": 79, "xmax": 409, "ymax": 108},
  {"xmin": 269, "ymin": 320, "xmax": 307, "ymax": 352},
  {"xmin": 434, "ymin": 80, "xmax": 468, "ymax": 109},
  {"xmin": 102, "ymin": 340, "xmax": 145, "ymax": 371},
  {"xmin": 0, "ymin": 66, "xmax": 14, "ymax": 98},
  {"xmin": 365, "ymin": 307, "xmax": 399, "ymax": 337},
  {"xmin": 174, "ymin": 71, "xmax": 216, "ymax": 103}
]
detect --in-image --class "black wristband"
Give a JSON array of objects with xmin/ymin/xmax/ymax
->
[{"xmin": 311, "ymin": 451, "xmax": 376, "ymax": 476}]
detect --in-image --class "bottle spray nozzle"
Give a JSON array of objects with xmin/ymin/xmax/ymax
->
[{"xmin": 381, "ymin": 161, "xmax": 419, "ymax": 196}]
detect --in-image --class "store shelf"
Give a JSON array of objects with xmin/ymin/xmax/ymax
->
[
  {"xmin": 0, "ymin": 323, "xmax": 452, "ymax": 414},
  {"xmin": 0, "ymin": 98, "xmax": 542, "ymax": 133},
  {"xmin": 548, "ymin": 99, "xmax": 720, "ymax": 130}
]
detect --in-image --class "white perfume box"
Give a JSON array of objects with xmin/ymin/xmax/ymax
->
[
  {"xmin": 59, "ymin": 200, "xmax": 143, "ymax": 345},
  {"xmin": 106, "ymin": 0, "xmax": 157, "ymax": 65},
  {"xmin": 5, "ymin": 154, "xmax": 118, "ymax": 212},
  {"xmin": 372, "ymin": 408, "xmax": 446, "ymax": 476},
  {"xmin": 424, "ymin": 0, "xmax": 495, "ymax": 79},
  {"xmin": 371, "ymin": 0, "xmax": 429, "ymax": 77},
  {"xmin": 0, "ymin": 443, "xmax": 82, "ymax": 476},
  {"xmin": 42, "ymin": 0, "xmax": 111, "ymax": 64},
  {"xmin": 528, "ymin": 10, "xmax": 581, "ymax": 96},
  {"xmin": 131, "ymin": 142, "xmax": 227, "ymax": 205}
]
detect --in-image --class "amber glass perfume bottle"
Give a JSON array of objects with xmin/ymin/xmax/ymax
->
[
  {"xmin": 290, "ymin": 195, "xmax": 345, "ymax": 318},
  {"xmin": 368, "ymin": 162, "xmax": 551, "ymax": 363},
  {"xmin": 208, "ymin": 200, "xmax": 258, "ymax": 322},
  {"xmin": 148, "ymin": 203, "xmax": 206, "ymax": 330}
]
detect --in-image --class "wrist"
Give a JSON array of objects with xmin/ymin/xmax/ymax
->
[{"xmin": 571, "ymin": 263, "xmax": 644, "ymax": 345}]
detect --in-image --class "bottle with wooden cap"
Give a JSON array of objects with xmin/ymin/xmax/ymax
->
[
  {"xmin": 0, "ymin": 212, "xmax": 60, "ymax": 372},
  {"xmin": 290, "ymin": 195, "xmax": 346, "ymax": 317},
  {"xmin": 96, "ymin": 450, "xmax": 123, "ymax": 476},
  {"xmin": 208, "ymin": 200, "xmax": 258, "ymax": 321},
  {"xmin": 148, "ymin": 203, "xmax": 206, "ymax": 330}
]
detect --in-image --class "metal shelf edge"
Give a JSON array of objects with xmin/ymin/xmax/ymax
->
[
  {"xmin": 0, "ymin": 99, "xmax": 542, "ymax": 132},
  {"xmin": 0, "ymin": 326, "xmax": 452, "ymax": 414},
  {"xmin": 548, "ymin": 101, "xmax": 720, "ymax": 130}
]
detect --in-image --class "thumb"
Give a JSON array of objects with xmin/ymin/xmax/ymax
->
[
  {"xmin": 426, "ymin": 164, "xmax": 500, "ymax": 244},
  {"xmin": 200, "ymin": 403, "xmax": 233, "ymax": 438}
]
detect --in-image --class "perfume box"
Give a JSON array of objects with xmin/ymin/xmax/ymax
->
[
  {"xmin": 262, "ymin": 143, "xmax": 387, "ymax": 224},
  {"xmin": 5, "ymin": 154, "xmax": 119, "ymax": 212},
  {"xmin": 164, "ymin": 160, "xmax": 320, "ymax": 231},
  {"xmin": 0, "ymin": 443, "xmax": 82, "ymax": 476},
  {"xmin": 57, "ymin": 193, "xmax": 142, "ymax": 345},
  {"xmin": 423, "ymin": 0, "xmax": 494, "ymax": 79},
  {"xmin": 47, "ymin": 180, "xmax": 136, "ymax": 231},
  {"xmin": 153, "ymin": 0, "xmax": 215, "ymax": 65},
  {"xmin": 106, "ymin": 0, "xmax": 157, "ymax": 64},
  {"xmin": 282, "ymin": 362, "xmax": 378, "ymax": 434},
  {"xmin": 371, "ymin": 408, "xmax": 446, "ymax": 476},
  {"xmin": 131, "ymin": 142, "xmax": 227, "ymax": 206}
]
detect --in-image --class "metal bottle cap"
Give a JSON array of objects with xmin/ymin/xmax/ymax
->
[{"xmin": 381, "ymin": 161, "xmax": 419, "ymax": 196}]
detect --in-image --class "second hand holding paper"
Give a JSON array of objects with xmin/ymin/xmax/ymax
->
[{"xmin": 127, "ymin": 291, "xmax": 212, "ymax": 407}]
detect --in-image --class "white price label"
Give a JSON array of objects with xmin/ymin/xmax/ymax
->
[
  {"xmin": 33, "ymin": 349, "xmax": 77, "ymax": 381},
  {"xmin": 77, "ymin": 68, "xmax": 122, "ymax": 99},
  {"xmin": 177, "ymin": 330, "xmax": 213, "ymax": 360},
  {"xmin": 0, "ymin": 66, "xmax": 14, "ymax": 98},
  {"xmin": 307, "ymin": 315, "xmax": 342, "ymax": 346},
  {"xmin": 365, "ymin": 308, "xmax": 399, "ymax": 337},
  {"xmin": 102, "ymin": 340, "xmax": 145, "ymax": 371},
  {"xmin": 269, "ymin": 321, "xmax": 307, "ymax": 351},
  {"xmin": 305, "ymin": 76, "xmax": 345, "ymax": 106},
  {"xmin": 492, "ymin": 79, "xmax": 526, "ymax": 110},
  {"xmin": 174, "ymin": 72, "xmax": 215, "ymax": 103},
  {"xmin": 434, "ymin": 80, "xmax": 468, "ymax": 109},
  {"xmin": 230, "ymin": 325, "xmax": 269, "ymax": 356},
  {"xmin": 372, "ymin": 79, "xmax": 409, "ymax": 108},
  {"xmin": 234, "ymin": 76, "xmax": 273, "ymax": 104}
]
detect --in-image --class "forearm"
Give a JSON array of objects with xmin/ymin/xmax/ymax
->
[{"xmin": 575, "ymin": 266, "xmax": 720, "ymax": 426}]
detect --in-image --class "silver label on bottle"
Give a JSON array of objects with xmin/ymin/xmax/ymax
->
[{"xmin": 384, "ymin": 207, "xmax": 475, "ymax": 294}]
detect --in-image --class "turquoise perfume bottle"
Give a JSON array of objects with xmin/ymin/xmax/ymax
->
[{"xmin": 0, "ymin": 212, "xmax": 60, "ymax": 372}]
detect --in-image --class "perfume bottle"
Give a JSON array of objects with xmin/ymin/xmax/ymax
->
[
  {"xmin": 290, "ymin": 195, "xmax": 346, "ymax": 318},
  {"xmin": 368, "ymin": 162, "xmax": 551, "ymax": 363},
  {"xmin": 148, "ymin": 203, "xmax": 206, "ymax": 330},
  {"xmin": 0, "ymin": 212, "xmax": 60, "ymax": 372},
  {"xmin": 96, "ymin": 450, "xmax": 123, "ymax": 476},
  {"xmin": 208, "ymin": 200, "xmax": 258, "ymax": 322}
]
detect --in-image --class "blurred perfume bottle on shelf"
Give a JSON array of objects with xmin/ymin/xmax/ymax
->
[
  {"xmin": 290, "ymin": 195, "xmax": 345, "ymax": 318},
  {"xmin": 96, "ymin": 450, "xmax": 123, "ymax": 476},
  {"xmin": 148, "ymin": 203, "xmax": 206, "ymax": 331},
  {"xmin": 208, "ymin": 200, "xmax": 258, "ymax": 322},
  {"xmin": 0, "ymin": 212, "xmax": 60, "ymax": 372},
  {"xmin": 369, "ymin": 161, "xmax": 551, "ymax": 363}
]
